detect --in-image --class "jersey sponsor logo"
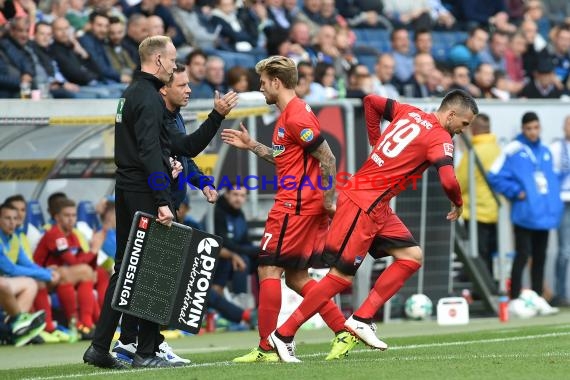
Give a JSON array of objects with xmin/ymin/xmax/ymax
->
[
  {"xmin": 408, "ymin": 112, "xmax": 433, "ymax": 129},
  {"xmin": 55, "ymin": 237, "xmax": 68, "ymax": 251},
  {"xmin": 443, "ymin": 143, "xmax": 454, "ymax": 157},
  {"xmin": 115, "ymin": 98, "xmax": 125, "ymax": 123},
  {"xmin": 277, "ymin": 127, "xmax": 285, "ymax": 139},
  {"xmin": 371, "ymin": 153, "xmax": 385, "ymax": 167},
  {"xmin": 300, "ymin": 128, "xmax": 314, "ymax": 142},
  {"xmin": 272, "ymin": 144, "xmax": 285, "ymax": 157}
]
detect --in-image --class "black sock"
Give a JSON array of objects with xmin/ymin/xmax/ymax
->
[
  {"xmin": 352, "ymin": 314, "xmax": 372, "ymax": 325},
  {"xmin": 274, "ymin": 331, "xmax": 293, "ymax": 343}
]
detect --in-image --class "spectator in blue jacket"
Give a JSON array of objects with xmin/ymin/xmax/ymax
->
[
  {"xmin": 488, "ymin": 112, "xmax": 563, "ymax": 302},
  {"xmin": 79, "ymin": 12, "xmax": 130, "ymax": 85}
]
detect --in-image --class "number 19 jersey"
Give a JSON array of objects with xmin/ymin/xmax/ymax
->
[{"xmin": 343, "ymin": 97, "xmax": 455, "ymax": 217}]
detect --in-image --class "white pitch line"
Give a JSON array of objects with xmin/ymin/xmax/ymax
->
[{"xmin": 22, "ymin": 331, "xmax": 570, "ymax": 380}]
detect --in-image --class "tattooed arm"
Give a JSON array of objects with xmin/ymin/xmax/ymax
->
[{"xmin": 309, "ymin": 140, "xmax": 337, "ymax": 215}]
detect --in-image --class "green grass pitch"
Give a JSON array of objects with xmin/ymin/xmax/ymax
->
[{"xmin": 1, "ymin": 310, "xmax": 568, "ymax": 380}]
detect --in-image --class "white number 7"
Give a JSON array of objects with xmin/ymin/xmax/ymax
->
[{"xmin": 262, "ymin": 233, "xmax": 273, "ymax": 250}]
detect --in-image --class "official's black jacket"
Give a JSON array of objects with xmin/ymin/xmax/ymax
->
[{"xmin": 115, "ymin": 70, "xmax": 173, "ymax": 207}]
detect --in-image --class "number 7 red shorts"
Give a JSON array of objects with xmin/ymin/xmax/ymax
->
[{"xmin": 258, "ymin": 208, "xmax": 329, "ymax": 269}]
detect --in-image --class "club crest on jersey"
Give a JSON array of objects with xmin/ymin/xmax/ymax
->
[
  {"xmin": 55, "ymin": 237, "xmax": 68, "ymax": 251},
  {"xmin": 443, "ymin": 143, "xmax": 454, "ymax": 157},
  {"xmin": 277, "ymin": 127, "xmax": 285, "ymax": 139},
  {"xmin": 272, "ymin": 144, "xmax": 285, "ymax": 157},
  {"xmin": 300, "ymin": 128, "xmax": 314, "ymax": 142}
]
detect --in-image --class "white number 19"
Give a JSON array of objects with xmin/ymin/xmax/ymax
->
[{"xmin": 377, "ymin": 119, "xmax": 421, "ymax": 158}]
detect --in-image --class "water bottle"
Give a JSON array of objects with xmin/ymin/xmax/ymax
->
[
  {"xmin": 498, "ymin": 294, "xmax": 509, "ymax": 323},
  {"xmin": 206, "ymin": 310, "xmax": 216, "ymax": 333},
  {"xmin": 337, "ymin": 77, "xmax": 346, "ymax": 99},
  {"xmin": 20, "ymin": 82, "xmax": 32, "ymax": 99},
  {"xmin": 68, "ymin": 317, "xmax": 79, "ymax": 343}
]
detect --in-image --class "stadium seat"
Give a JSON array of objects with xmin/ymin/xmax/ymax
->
[
  {"xmin": 76, "ymin": 200, "xmax": 101, "ymax": 233},
  {"xmin": 26, "ymin": 201, "xmax": 45, "ymax": 229},
  {"xmin": 203, "ymin": 49, "xmax": 257, "ymax": 70},
  {"xmin": 432, "ymin": 31, "xmax": 468, "ymax": 63},
  {"xmin": 356, "ymin": 53, "xmax": 378, "ymax": 74},
  {"xmin": 353, "ymin": 29, "xmax": 391, "ymax": 53}
]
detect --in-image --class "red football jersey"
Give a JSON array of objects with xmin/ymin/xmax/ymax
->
[
  {"xmin": 272, "ymin": 97, "xmax": 325, "ymax": 215},
  {"xmin": 343, "ymin": 96, "xmax": 455, "ymax": 218},
  {"xmin": 34, "ymin": 225, "xmax": 96, "ymax": 268}
]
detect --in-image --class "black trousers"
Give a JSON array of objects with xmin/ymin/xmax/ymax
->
[
  {"xmin": 91, "ymin": 189, "xmax": 161, "ymax": 357},
  {"xmin": 464, "ymin": 220, "xmax": 498, "ymax": 276},
  {"xmin": 511, "ymin": 225, "xmax": 549, "ymax": 299}
]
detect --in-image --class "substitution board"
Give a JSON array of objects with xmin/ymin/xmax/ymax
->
[{"xmin": 112, "ymin": 211, "xmax": 222, "ymax": 334}]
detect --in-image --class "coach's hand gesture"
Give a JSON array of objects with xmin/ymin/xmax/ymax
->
[
  {"xmin": 221, "ymin": 123, "xmax": 254, "ymax": 150},
  {"xmin": 214, "ymin": 90, "xmax": 239, "ymax": 116},
  {"xmin": 157, "ymin": 205, "xmax": 174, "ymax": 227},
  {"xmin": 203, "ymin": 186, "xmax": 218, "ymax": 203}
]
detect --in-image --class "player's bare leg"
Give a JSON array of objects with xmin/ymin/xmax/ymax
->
[{"xmin": 5, "ymin": 276, "xmax": 38, "ymax": 312}]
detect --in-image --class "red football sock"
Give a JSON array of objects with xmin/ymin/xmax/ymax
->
[
  {"xmin": 301, "ymin": 279, "xmax": 346, "ymax": 333},
  {"xmin": 95, "ymin": 267, "xmax": 110, "ymax": 310},
  {"xmin": 77, "ymin": 281, "xmax": 95, "ymax": 328},
  {"xmin": 34, "ymin": 288, "xmax": 55, "ymax": 332},
  {"xmin": 278, "ymin": 273, "xmax": 351, "ymax": 338},
  {"xmin": 257, "ymin": 278, "xmax": 281, "ymax": 351},
  {"xmin": 56, "ymin": 283, "xmax": 77, "ymax": 323},
  {"xmin": 354, "ymin": 259, "xmax": 421, "ymax": 319}
]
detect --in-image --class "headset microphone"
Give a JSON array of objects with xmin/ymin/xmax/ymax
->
[{"xmin": 158, "ymin": 59, "xmax": 174, "ymax": 75}]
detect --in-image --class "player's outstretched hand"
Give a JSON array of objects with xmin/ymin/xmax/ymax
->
[
  {"xmin": 221, "ymin": 123, "xmax": 253, "ymax": 150},
  {"xmin": 446, "ymin": 204, "xmax": 463, "ymax": 221},
  {"xmin": 214, "ymin": 90, "xmax": 239, "ymax": 116},
  {"xmin": 157, "ymin": 205, "xmax": 174, "ymax": 227},
  {"xmin": 203, "ymin": 186, "xmax": 218, "ymax": 203}
]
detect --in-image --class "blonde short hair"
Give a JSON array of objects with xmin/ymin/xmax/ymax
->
[
  {"xmin": 139, "ymin": 35, "xmax": 172, "ymax": 64},
  {"xmin": 255, "ymin": 56, "xmax": 298, "ymax": 89}
]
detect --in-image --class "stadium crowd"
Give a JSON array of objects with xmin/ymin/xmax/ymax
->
[{"xmin": 0, "ymin": 0, "xmax": 569, "ymax": 100}]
